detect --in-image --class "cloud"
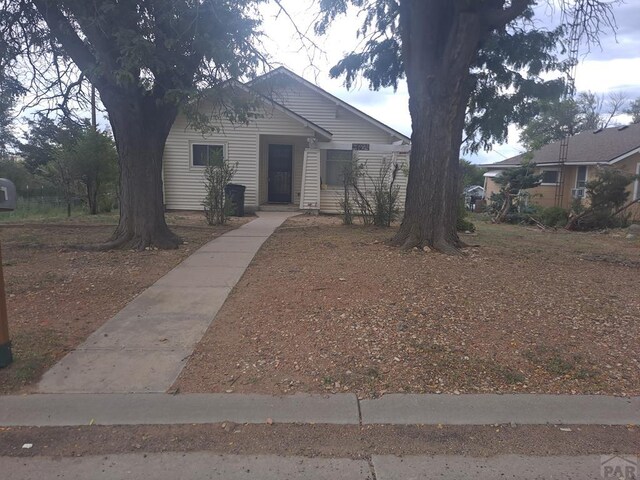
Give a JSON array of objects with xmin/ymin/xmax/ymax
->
[
  {"xmin": 583, "ymin": 3, "xmax": 640, "ymax": 61},
  {"xmin": 262, "ymin": 1, "xmax": 640, "ymax": 165}
]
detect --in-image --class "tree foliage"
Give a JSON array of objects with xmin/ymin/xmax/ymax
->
[
  {"xmin": 339, "ymin": 157, "xmax": 401, "ymax": 227},
  {"xmin": 19, "ymin": 115, "xmax": 86, "ymax": 173},
  {"xmin": 566, "ymin": 166, "xmax": 639, "ymax": 230},
  {"xmin": 316, "ymin": 1, "xmax": 568, "ymax": 154},
  {"xmin": 626, "ymin": 97, "xmax": 640, "ymax": 124},
  {"xmin": 493, "ymin": 162, "xmax": 543, "ymax": 223},
  {"xmin": 0, "ymin": 77, "xmax": 24, "ymax": 159},
  {"xmin": 66, "ymin": 129, "xmax": 118, "ymax": 214},
  {"xmin": 20, "ymin": 116, "xmax": 118, "ymax": 214},
  {"xmin": 519, "ymin": 91, "xmax": 628, "ymax": 151},
  {"xmin": 460, "ymin": 159, "xmax": 486, "ymax": 188},
  {"xmin": 315, "ymin": 0, "xmax": 619, "ymax": 252},
  {"xmin": 0, "ymin": 156, "xmax": 50, "ymax": 195},
  {"xmin": 1, "ymin": 0, "xmax": 267, "ymax": 249},
  {"xmin": 202, "ymin": 157, "xmax": 238, "ymax": 226}
]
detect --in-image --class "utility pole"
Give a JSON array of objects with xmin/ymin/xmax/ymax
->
[
  {"xmin": 554, "ymin": 18, "xmax": 582, "ymax": 208},
  {"xmin": 91, "ymin": 84, "xmax": 97, "ymax": 131}
]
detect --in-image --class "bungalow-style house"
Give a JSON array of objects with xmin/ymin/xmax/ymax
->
[
  {"xmin": 483, "ymin": 123, "xmax": 640, "ymax": 220},
  {"xmin": 162, "ymin": 67, "xmax": 411, "ymax": 214}
]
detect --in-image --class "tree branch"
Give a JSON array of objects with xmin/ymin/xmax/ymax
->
[
  {"xmin": 484, "ymin": 0, "xmax": 532, "ymax": 29},
  {"xmin": 31, "ymin": 0, "xmax": 98, "ymax": 79}
]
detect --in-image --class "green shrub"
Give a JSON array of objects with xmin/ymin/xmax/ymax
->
[
  {"xmin": 456, "ymin": 198, "xmax": 475, "ymax": 232},
  {"xmin": 97, "ymin": 193, "xmax": 117, "ymax": 213},
  {"xmin": 537, "ymin": 206, "xmax": 569, "ymax": 228},
  {"xmin": 567, "ymin": 166, "xmax": 638, "ymax": 231},
  {"xmin": 202, "ymin": 155, "xmax": 238, "ymax": 226}
]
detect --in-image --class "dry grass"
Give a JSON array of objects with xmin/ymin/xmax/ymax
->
[
  {"xmin": 176, "ymin": 214, "xmax": 640, "ymax": 398},
  {"xmin": 0, "ymin": 212, "xmax": 251, "ymax": 393}
]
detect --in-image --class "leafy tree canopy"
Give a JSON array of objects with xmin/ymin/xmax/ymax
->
[
  {"xmin": 0, "ymin": 76, "xmax": 24, "ymax": 158},
  {"xmin": 626, "ymin": 97, "xmax": 640, "ymax": 124},
  {"xmin": 315, "ymin": 1, "xmax": 568, "ymax": 154},
  {"xmin": 460, "ymin": 159, "xmax": 486, "ymax": 188},
  {"xmin": 519, "ymin": 91, "xmax": 628, "ymax": 151},
  {"xmin": 493, "ymin": 161, "xmax": 543, "ymax": 223},
  {"xmin": 494, "ymin": 162, "xmax": 543, "ymax": 194},
  {"xmin": 19, "ymin": 115, "xmax": 87, "ymax": 173},
  {"xmin": 315, "ymin": 0, "xmax": 619, "ymax": 252},
  {"xmin": 0, "ymin": 0, "xmax": 269, "ymax": 248},
  {"xmin": 567, "ymin": 166, "xmax": 639, "ymax": 230}
]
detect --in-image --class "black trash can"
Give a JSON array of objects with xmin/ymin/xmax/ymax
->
[{"xmin": 225, "ymin": 183, "xmax": 246, "ymax": 217}]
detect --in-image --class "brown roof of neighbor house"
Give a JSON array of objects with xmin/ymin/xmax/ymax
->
[{"xmin": 485, "ymin": 122, "xmax": 640, "ymax": 167}]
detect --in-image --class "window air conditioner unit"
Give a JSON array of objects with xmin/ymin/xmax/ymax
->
[{"xmin": 571, "ymin": 188, "xmax": 586, "ymax": 199}]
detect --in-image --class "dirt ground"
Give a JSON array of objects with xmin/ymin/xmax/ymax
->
[
  {"xmin": 0, "ymin": 212, "xmax": 251, "ymax": 394},
  {"xmin": 176, "ymin": 215, "xmax": 640, "ymax": 398},
  {"xmin": 0, "ymin": 424, "xmax": 637, "ymax": 458}
]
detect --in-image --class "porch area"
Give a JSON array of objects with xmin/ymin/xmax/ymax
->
[{"xmin": 257, "ymin": 135, "xmax": 410, "ymax": 214}]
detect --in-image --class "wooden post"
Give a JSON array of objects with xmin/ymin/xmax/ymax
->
[
  {"xmin": 0, "ymin": 241, "xmax": 12, "ymax": 367},
  {"xmin": 91, "ymin": 84, "xmax": 97, "ymax": 131}
]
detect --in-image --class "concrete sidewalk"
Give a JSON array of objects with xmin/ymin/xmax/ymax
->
[
  {"xmin": 38, "ymin": 212, "xmax": 295, "ymax": 394},
  {"xmin": 1, "ymin": 393, "xmax": 638, "ymax": 427},
  {"xmin": 0, "ymin": 453, "xmax": 621, "ymax": 480}
]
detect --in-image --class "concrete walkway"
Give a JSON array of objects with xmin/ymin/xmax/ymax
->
[
  {"xmin": 38, "ymin": 212, "xmax": 295, "ymax": 394},
  {"xmin": 0, "ymin": 453, "xmax": 625, "ymax": 480},
  {"xmin": 1, "ymin": 393, "xmax": 638, "ymax": 427}
]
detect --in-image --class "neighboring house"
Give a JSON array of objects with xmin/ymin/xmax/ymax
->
[
  {"xmin": 162, "ymin": 67, "xmax": 411, "ymax": 214},
  {"xmin": 463, "ymin": 185, "xmax": 485, "ymax": 211},
  {"xmin": 464, "ymin": 185, "xmax": 485, "ymax": 198},
  {"xmin": 483, "ymin": 123, "xmax": 640, "ymax": 220}
]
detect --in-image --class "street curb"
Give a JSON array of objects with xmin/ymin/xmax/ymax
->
[
  {"xmin": 0, "ymin": 393, "xmax": 359, "ymax": 427},
  {"xmin": 0, "ymin": 393, "xmax": 638, "ymax": 427},
  {"xmin": 360, "ymin": 394, "xmax": 640, "ymax": 425}
]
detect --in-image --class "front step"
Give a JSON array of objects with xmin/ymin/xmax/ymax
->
[{"xmin": 259, "ymin": 203, "xmax": 300, "ymax": 212}]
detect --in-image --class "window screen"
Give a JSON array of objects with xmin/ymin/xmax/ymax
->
[
  {"xmin": 325, "ymin": 150, "xmax": 352, "ymax": 186},
  {"xmin": 192, "ymin": 144, "xmax": 224, "ymax": 167},
  {"xmin": 541, "ymin": 170, "xmax": 559, "ymax": 184},
  {"xmin": 576, "ymin": 166, "xmax": 587, "ymax": 188}
]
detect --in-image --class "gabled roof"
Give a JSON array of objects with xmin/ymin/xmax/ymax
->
[
  {"xmin": 226, "ymin": 80, "xmax": 333, "ymax": 141},
  {"xmin": 484, "ymin": 123, "xmax": 640, "ymax": 168},
  {"xmin": 248, "ymin": 66, "xmax": 411, "ymax": 144}
]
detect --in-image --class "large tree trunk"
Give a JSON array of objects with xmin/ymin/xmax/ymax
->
[
  {"xmin": 102, "ymin": 94, "xmax": 181, "ymax": 250},
  {"xmin": 391, "ymin": 1, "xmax": 486, "ymax": 253}
]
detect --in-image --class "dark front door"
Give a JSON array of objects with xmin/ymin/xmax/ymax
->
[{"xmin": 268, "ymin": 144, "xmax": 293, "ymax": 203}]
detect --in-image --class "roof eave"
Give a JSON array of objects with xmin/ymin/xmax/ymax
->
[
  {"xmin": 223, "ymin": 79, "xmax": 333, "ymax": 141},
  {"xmin": 249, "ymin": 67, "xmax": 411, "ymax": 144}
]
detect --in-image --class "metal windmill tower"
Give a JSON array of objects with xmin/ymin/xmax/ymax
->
[{"xmin": 554, "ymin": 15, "xmax": 584, "ymax": 207}]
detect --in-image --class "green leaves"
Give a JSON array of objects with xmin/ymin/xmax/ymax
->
[
  {"xmin": 494, "ymin": 162, "xmax": 543, "ymax": 194},
  {"xmin": 2, "ymin": 0, "xmax": 266, "ymax": 117},
  {"xmin": 625, "ymin": 98, "xmax": 640, "ymax": 124}
]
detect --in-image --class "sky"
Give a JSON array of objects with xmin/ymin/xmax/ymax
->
[{"xmin": 259, "ymin": 1, "xmax": 640, "ymax": 165}]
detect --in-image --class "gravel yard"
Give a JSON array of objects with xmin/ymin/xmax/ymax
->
[
  {"xmin": 0, "ymin": 213, "xmax": 251, "ymax": 393},
  {"xmin": 175, "ymin": 215, "xmax": 640, "ymax": 398}
]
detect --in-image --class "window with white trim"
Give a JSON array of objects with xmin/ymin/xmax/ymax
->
[
  {"xmin": 192, "ymin": 143, "xmax": 224, "ymax": 168},
  {"xmin": 576, "ymin": 166, "xmax": 588, "ymax": 188},
  {"xmin": 325, "ymin": 149, "xmax": 352, "ymax": 187}
]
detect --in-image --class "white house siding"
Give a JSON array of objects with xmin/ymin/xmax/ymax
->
[
  {"xmin": 319, "ymin": 151, "xmax": 409, "ymax": 213},
  {"xmin": 300, "ymin": 148, "xmax": 321, "ymax": 210},
  {"xmin": 264, "ymin": 77, "xmax": 400, "ymax": 144},
  {"xmin": 163, "ymin": 105, "xmax": 315, "ymax": 210}
]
